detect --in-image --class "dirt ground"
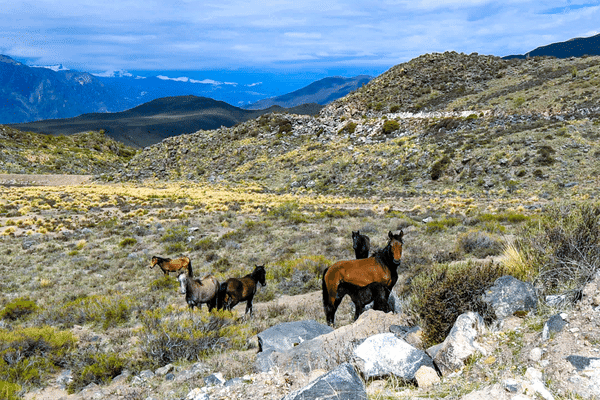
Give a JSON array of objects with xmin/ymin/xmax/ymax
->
[{"xmin": 0, "ymin": 174, "xmax": 93, "ymax": 186}]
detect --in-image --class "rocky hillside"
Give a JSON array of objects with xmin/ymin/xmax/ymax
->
[
  {"xmin": 117, "ymin": 53, "xmax": 600, "ymax": 204},
  {"xmin": 0, "ymin": 126, "xmax": 137, "ymax": 175}
]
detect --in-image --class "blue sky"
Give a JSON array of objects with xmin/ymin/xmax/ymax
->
[{"xmin": 1, "ymin": 0, "xmax": 599, "ymax": 83}]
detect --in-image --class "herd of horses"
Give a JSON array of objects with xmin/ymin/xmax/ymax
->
[{"xmin": 149, "ymin": 229, "xmax": 403, "ymax": 326}]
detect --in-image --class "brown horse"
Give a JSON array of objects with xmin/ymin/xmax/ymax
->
[
  {"xmin": 217, "ymin": 265, "xmax": 266, "ymax": 316},
  {"xmin": 149, "ymin": 256, "xmax": 193, "ymax": 277},
  {"xmin": 177, "ymin": 272, "xmax": 220, "ymax": 315},
  {"xmin": 322, "ymin": 230, "xmax": 403, "ymax": 326}
]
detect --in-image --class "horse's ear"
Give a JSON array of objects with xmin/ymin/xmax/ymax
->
[
  {"xmin": 399, "ymin": 230, "xmax": 404, "ymax": 240},
  {"xmin": 388, "ymin": 230, "xmax": 393, "ymax": 239}
]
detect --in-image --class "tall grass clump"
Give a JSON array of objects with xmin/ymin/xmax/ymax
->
[
  {"xmin": 138, "ymin": 310, "xmax": 246, "ymax": 368},
  {"xmin": 0, "ymin": 327, "xmax": 76, "ymax": 393},
  {"xmin": 406, "ymin": 261, "xmax": 506, "ymax": 347},
  {"xmin": 517, "ymin": 202, "xmax": 600, "ymax": 303}
]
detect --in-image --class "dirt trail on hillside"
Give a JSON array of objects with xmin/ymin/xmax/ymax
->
[{"xmin": 0, "ymin": 174, "xmax": 93, "ymax": 186}]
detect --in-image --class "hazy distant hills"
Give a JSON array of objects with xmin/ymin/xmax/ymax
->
[
  {"xmin": 9, "ymin": 95, "xmax": 323, "ymax": 148},
  {"xmin": 504, "ymin": 33, "xmax": 600, "ymax": 59},
  {"xmin": 0, "ymin": 54, "xmax": 367, "ymax": 125},
  {"xmin": 0, "ymin": 55, "xmax": 127, "ymax": 124},
  {"xmin": 245, "ymin": 75, "xmax": 373, "ymax": 109}
]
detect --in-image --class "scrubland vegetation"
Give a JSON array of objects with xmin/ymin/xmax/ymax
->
[{"xmin": 1, "ymin": 52, "xmax": 600, "ymax": 399}]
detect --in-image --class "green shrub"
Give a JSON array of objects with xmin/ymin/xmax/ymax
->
[
  {"xmin": 118, "ymin": 237, "xmax": 137, "ymax": 247},
  {"xmin": 149, "ymin": 276, "xmax": 179, "ymax": 292},
  {"xmin": 390, "ymin": 105, "xmax": 401, "ymax": 113},
  {"xmin": 0, "ymin": 298, "xmax": 39, "ymax": 321},
  {"xmin": 518, "ymin": 202, "xmax": 600, "ymax": 300},
  {"xmin": 0, "ymin": 327, "xmax": 76, "ymax": 389},
  {"xmin": 430, "ymin": 155, "xmax": 452, "ymax": 181},
  {"xmin": 407, "ymin": 262, "xmax": 505, "ymax": 347},
  {"xmin": 67, "ymin": 352, "xmax": 125, "ymax": 393},
  {"xmin": 338, "ymin": 122, "xmax": 357, "ymax": 134},
  {"xmin": 382, "ymin": 120, "xmax": 400, "ymax": 134},
  {"xmin": 161, "ymin": 226, "xmax": 189, "ymax": 243},
  {"xmin": 139, "ymin": 311, "xmax": 240, "ymax": 368},
  {"xmin": 0, "ymin": 380, "xmax": 22, "ymax": 400},
  {"xmin": 456, "ymin": 230, "xmax": 503, "ymax": 258},
  {"xmin": 191, "ymin": 237, "xmax": 217, "ymax": 251}
]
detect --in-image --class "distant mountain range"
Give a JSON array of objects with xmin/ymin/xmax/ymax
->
[
  {"xmin": 9, "ymin": 95, "xmax": 324, "ymax": 148},
  {"xmin": 0, "ymin": 54, "xmax": 371, "ymax": 124},
  {"xmin": 244, "ymin": 75, "xmax": 373, "ymax": 110},
  {"xmin": 504, "ymin": 33, "xmax": 600, "ymax": 59}
]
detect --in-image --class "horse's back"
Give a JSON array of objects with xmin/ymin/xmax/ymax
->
[{"xmin": 326, "ymin": 257, "xmax": 392, "ymax": 288}]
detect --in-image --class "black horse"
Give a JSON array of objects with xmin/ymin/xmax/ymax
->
[
  {"xmin": 218, "ymin": 265, "xmax": 267, "ymax": 316},
  {"xmin": 352, "ymin": 231, "xmax": 371, "ymax": 259}
]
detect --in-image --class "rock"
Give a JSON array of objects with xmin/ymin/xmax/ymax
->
[
  {"xmin": 482, "ymin": 275, "xmax": 537, "ymax": 319},
  {"xmin": 566, "ymin": 356, "xmax": 600, "ymax": 399},
  {"xmin": 281, "ymin": 363, "xmax": 366, "ymax": 400},
  {"xmin": 432, "ymin": 312, "xmax": 487, "ymax": 376},
  {"xmin": 529, "ymin": 347, "xmax": 543, "ymax": 362},
  {"xmin": 155, "ymin": 363, "xmax": 174, "ymax": 376},
  {"xmin": 542, "ymin": 314, "xmax": 567, "ymax": 341},
  {"xmin": 354, "ymin": 333, "xmax": 434, "ymax": 380},
  {"xmin": 185, "ymin": 388, "xmax": 209, "ymax": 400},
  {"xmin": 460, "ymin": 383, "xmax": 513, "ymax": 400},
  {"xmin": 203, "ymin": 372, "xmax": 225, "ymax": 386},
  {"xmin": 257, "ymin": 320, "xmax": 333, "ymax": 353},
  {"xmin": 262, "ymin": 310, "xmax": 406, "ymax": 373},
  {"xmin": 414, "ymin": 365, "xmax": 440, "ymax": 388},
  {"xmin": 524, "ymin": 367, "xmax": 554, "ymax": 400},
  {"xmin": 389, "ymin": 325, "xmax": 423, "ymax": 349}
]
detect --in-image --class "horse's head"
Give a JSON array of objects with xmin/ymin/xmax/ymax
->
[
  {"xmin": 177, "ymin": 272, "xmax": 188, "ymax": 294},
  {"xmin": 253, "ymin": 265, "xmax": 267, "ymax": 287},
  {"xmin": 387, "ymin": 230, "xmax": 404, "ymax": 265},
  {"xmin": 149, "ymin": 256, "xmax": 159, "ymax": 269},
  {"xmin": 352, "ymin": 231, "xmax": 361, "ymax": 249}
]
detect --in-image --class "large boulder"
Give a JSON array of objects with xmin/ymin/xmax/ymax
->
[
  {"xmin": 257, "ymin": 310, "xmax": 406, "ymax": 373},
  {"xmin": 353, "ymin": 333, "xmax": 435, "ymax": 380},
  {"xmin": 255, "ymin": 320, "xmax": 333, "ymax": 373},
  {"xmin": 481, "ymin": 275, "xmax": 537, "ymax": 319},
  {"xmin": 258, "ymin": 320, "xmax": 333, "ymax": 353},
  {"xmin": 281, "ymin": 363, "xmax": 367, "ymax": 400},
  {"xmin": 431, "ymin": 312, "xmax": 487, "ymax": 376}
]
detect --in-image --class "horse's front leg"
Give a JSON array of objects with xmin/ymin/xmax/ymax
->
[{"xmin": 245, "ymin": 298, "xmax": 253, "ymax": 315}]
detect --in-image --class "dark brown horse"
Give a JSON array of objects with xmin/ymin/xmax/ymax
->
[
  {"xmin": 218, "ymin": 265, "xmax": 266, "ymax": 316},
  {"xmin": 352, "ymin": 230, "xmax": 371, "ymax": 259},
  {"xmin": 149, "ymin": 256, "xmax": 193, "ymax": 277},
  {"xmin": 178, "ymin": 272, "xmax": 220, "ymax": 316},
  {"xmin": 322, "ymin": 230, "xmax": 403, "ymax": 326}
]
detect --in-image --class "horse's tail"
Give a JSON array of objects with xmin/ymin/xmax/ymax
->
[
  {"xmin": 216, "ymin": 282, "xmax": 227, "ymax": 310},
  {"xmin": 321, "ymin": 267, "xmax": 330, "ymax": 308}
]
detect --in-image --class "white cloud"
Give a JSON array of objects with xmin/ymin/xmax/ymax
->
[{"xmin": 2, "ymin": 0, "xmax": 600, "ymax": 73}]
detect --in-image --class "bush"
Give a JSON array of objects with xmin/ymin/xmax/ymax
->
[
  {"xmin": 118, "ymin": 237, "xmax": 137, "ymax": 247},
  {"xmin": 0, "ymin": 380, "xmax": 22, "ymax": 400},
  {"xmin": 382, "ymin": 120, "xmax": 400, "ymax": 134},
  {"xmin": 161, "ymin": 226, "xmax": 189, "ymax": 243},
  {"xmin": 149, "ymin": 276, "xmax": 178, "ymax": 291},
  {"xmin": 338, "ymin": 122, "xmax": 357, "ymax": 134},
  {"xmin": 67, "ymin": 352, "xmax": 125, "ymax": 393},
  {"xmin": 407, "ymin": 262, "xmax": 505, "ymax": 347},
  {"xmin": 0, "ymin": 327, "xmax": 76, "ymax": 389},
  {"xmin": 0, "ymin": 298, "xmax": 39, "ymax": 321},
  {"xmin": 519, "ymin": 203, "xmax": 600, "ymax": 301},
  {"xmin": 430, "ymin": 155, "xmax": 452, "ymax": 181},
  {"xmin": 139, "ymin": 311, "xmax": 240, "ymax": 367},
  {"xmin": 456, "ymin": 230, "xmax": 503, "ymax": 258}
]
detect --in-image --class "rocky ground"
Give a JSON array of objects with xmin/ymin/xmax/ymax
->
[{"xmin": 23, "ymin": 275, "xmax": 600, "ymax": 400}]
